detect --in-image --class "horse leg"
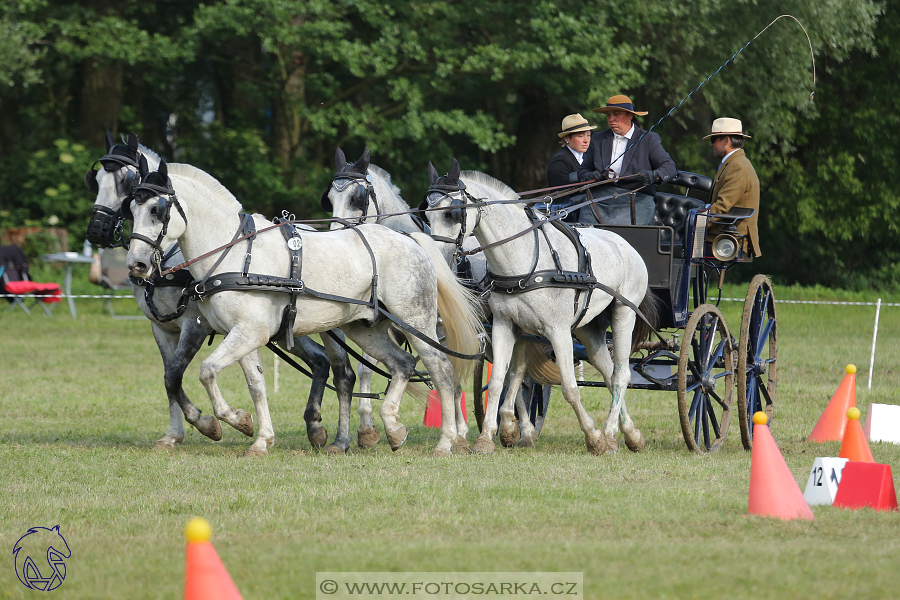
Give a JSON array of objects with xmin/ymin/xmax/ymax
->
[
  {"xmin": 405, "ymin": 340, "xmax": 459, "ymax": 457},
  {"xmin": 546, "ymin": 328, "xmax": 608, "ymax": 455},
  {"xmin": 236, "ymin": 350, "xmax": 274, "ymax": 457},
  {"xmin": 286, "ymin": 335, "xmax": 330, "ymax": 449},
  {"xmin": 453, "ymin": 382, "xmax": 470, "ymax": 453},
  {"xmin": 499, "ymin": 343, "xmax": 528, "ymax": 447},
  {"xmin": 514, "ymin": 376, "xmax": 538, "ymax": 448},
  {"xmin": 150, "ymin": 319, "xmax": 222, "ymax": 447},
  {"xmin": 341, "ymin": 323, "xmax": 415, "ymax": 451},
  {"xmin": 198, "ymin": 327, "xmax": 265, "ymax": 446},
  {"xmin": 575, "ymin": 321, "xmax": 618, "ymax": 452},
  {"xmin": 319, "ymin": 331, "xmax": 355, "ymax": 454},
  {"xmin": 473, "ymin": 317, "xmax": 517, "ymax": 454},
  {"xmin": 608, "ymin": 307, "xmax": 644, "ymax": 451},
  {"xmin": 356, "ymin": 356, "xmax": 381, "ymax": 448}
]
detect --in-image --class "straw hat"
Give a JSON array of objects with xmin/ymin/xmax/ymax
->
[
  {"xmin": 702, "ymin": 117, "xmax": 751, "ymax": 139},
  {"xmin": 591, "ymin": 95, "xmax": 648, "ymax": 116},
  {"xmin": 558, "ymin": 114, "xmax": 597, "ymax": 138}
]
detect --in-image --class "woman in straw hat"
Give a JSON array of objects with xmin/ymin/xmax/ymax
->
[
  {"xmin": 575, "ymin": 94, "xmax": 677, "ymax": 225},
  {"xmin": 547, "ymin": 113, "xmax": 596, "ymax": 196}
]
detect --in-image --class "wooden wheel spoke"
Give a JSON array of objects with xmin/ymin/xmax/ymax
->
[
  {"xmin": 709, "ymin": 389, "xmax": 728, "ymax": 411},
  {"xmin": 709, "ymin": 336, "xmax": 728, "ymax": 369},
  {"xmin": 701, "ymin": 396, "xmax": 711, "ymax": 449}
]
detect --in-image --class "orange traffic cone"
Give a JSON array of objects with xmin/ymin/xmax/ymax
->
[
  {"xmin": 748, "ymin": 412, "xmax": 815, "ymax": 520},
  {"xmin": 807, "ymin": 364, "xmax": 857, "ymax": 442},
  {"xmin": 839, "ymin": 408, "xmax": 874, "ymax": 463},
  {"xmin": 184, "ymin": 517, "xmax": 244, "ymax": 600}
]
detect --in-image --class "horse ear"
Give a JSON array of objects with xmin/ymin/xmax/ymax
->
[
  {"xmin": 139, "ymin": 154, "xmax": 149, "ymax": 179},
  {"xmin": 127, "ymin": 131, "xmax": 139, "ymax": 151},
  {"xmin": 335, "ymin": 148, "xmax": 346, "ymax": 170},
  {"xmin": 358, "ymin": 147, "xmax": 371, "ymax": 171},
  {"xmin": 448, "ymin": 157, "xmax": 461, "ymax": 182},
  {"xmin": 158, "ymin": 159, "xmax": 168, "ymax": 180},
  {"xmin": 105, "ymin": 130, "xmax": 114, "ymax": 152},
  {"xmin": 428, "ymin": 161, "xmax": 439, "ymax": 185}
]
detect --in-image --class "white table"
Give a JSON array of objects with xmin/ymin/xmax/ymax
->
[{"xmin": 42, "ymin": 252, "xmax": 95, "ymax": 318}]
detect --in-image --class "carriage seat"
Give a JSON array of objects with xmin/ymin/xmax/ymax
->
[
  {"xmin": 654, "ymin": 193, "xmax": 705, "ymax": 255},
  {"xmin": 669, "ymin": 170, "xmax": 713, "ymax": 193}
]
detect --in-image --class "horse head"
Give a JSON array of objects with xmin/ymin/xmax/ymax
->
[
  {"xmin": 85, "ymin": 130, "xmax": 157, "ymax": 248},
  {"xmin": 126, "ymin": 158, "xmax": 186, "ymax": 279},
  {"xmin": 321, "ymin": 147, "xmax": 377, "ymax": 228},
  {"xmin": 420, "ymin": 158, "xmax": 473, "ymax": 253}
]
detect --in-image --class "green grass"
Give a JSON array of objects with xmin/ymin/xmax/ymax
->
[{"xmin": 1, "ymin": 284, "xmax": 899, "ymax": 600}]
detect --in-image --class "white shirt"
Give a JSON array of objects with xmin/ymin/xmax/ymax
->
[
  {"xmin": 609, "ymin": 124, "xmax": 634, "ymax": 178},
  {"xmin": 719, "ymin": 149, "xmax": 738, "ymax": 170},
  {"xmin": 566, "ymin": 146, "xmax": 584, "ymax": 165}
]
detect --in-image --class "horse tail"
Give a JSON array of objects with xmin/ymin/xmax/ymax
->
[
  {"xmin": 409, "ymin": 233, "xmax": 485, "ymax": 387},
  {"xmin": 524, "ymin": 342, "xmax": 562, "ymax": 386},
  {"xmin": 631, "ymin": 287, "xmax": 660, "ymax": 355}
]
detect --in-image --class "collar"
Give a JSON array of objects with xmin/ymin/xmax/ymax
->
[
  {"xmin": 614, "ymin": 124, "xmax": 635, "ymax": 141},
  {"xmin": 565, "ymin": 146, "xmax": 584, "ymax": 163},
  {"xmin": 720, "ymin": 148, "xmax": 739, "ymax": 167}
]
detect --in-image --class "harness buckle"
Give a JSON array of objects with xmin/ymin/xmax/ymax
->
[{"xmin": 289, "ymin": 280, "xmax": 305, "ymax": 292}]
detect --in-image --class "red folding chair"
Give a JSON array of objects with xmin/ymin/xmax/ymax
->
[{"xmin": 0, "ymin": 245, "xmax": 62, "ymax": 316}]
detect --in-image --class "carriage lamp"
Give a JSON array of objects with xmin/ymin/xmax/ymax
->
[{"xmin": 711, "ymin": 234, "xmax": 739, "ymax": 261}]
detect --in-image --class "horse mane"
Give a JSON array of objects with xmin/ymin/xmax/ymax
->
[
  {"xmin": 137, "ymin": 143, "xmax": 161, "ymax": 165},
  {"xmin": 369, "ymin": 164, "xmax": 410, "ymax": 209},
  {"xmin": 459, "ymin": 170, "xmax": 518, "ymax": 200},
  {"xmin": 166, "ymin": 163, "xmax": 243, "ymax": 213}
]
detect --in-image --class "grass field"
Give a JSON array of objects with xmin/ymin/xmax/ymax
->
[{"xmin": 1, "ymin": 277, "xmax": 899, "ymax": 599}]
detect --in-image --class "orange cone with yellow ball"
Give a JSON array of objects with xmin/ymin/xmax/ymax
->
[
  {"xmin": 807, "ymin": 364, "xmax": 857, "ymax": 442},
  {"xmin": 184, "ymin": 517, "xmax": 244, "ymax": 600},
  {"xmin": 839, "ymin": 407, "xmax": 875, "ymax": 463},
  {"xmin": 748, "ymin": 412, "xmax": 815, "ymax": 520}
]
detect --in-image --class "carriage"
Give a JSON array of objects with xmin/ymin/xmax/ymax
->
[{"xmin": 470, "ymin": 171, "xmax": 777, "ymax": 453}]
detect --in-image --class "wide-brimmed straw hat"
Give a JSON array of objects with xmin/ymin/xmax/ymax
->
[
  {"xmin": 702, "ymin": 117, "xmax": 751, "ymax": 139},
  {"xmin": 592, "ymin": 95, "xmax": 648, "ymax": 116},
  {"xmin": 558, "ymin": 114, "xmax": 597, "ymax": 138}
]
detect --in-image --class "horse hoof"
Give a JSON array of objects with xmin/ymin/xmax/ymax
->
[
  {"xmin": 243, "ymin": 447, "xmax": 267, "ymax": 458},
  {"xmin": 386, "ymin": 425, "xmax": 409, "ymax": 451},
  {"xmin": 472, "ymin": 437, "xmax": 495, "ymax": 455},
  {"xmin": 307, "ymin": 425, "xmax": 328, "ymax": 449},
  {"xmin": 498, "ymin": 424, "xmax": 520, "ymax": 448},
  {"xmin": 232, "ymin": 409, "xmax": 254, "ymax": 437},
  {"xmin": 432, "ymin": 448, "xmax": 452, "ymax": 458},
  {"xmin": 152, "ymin": 438, "xmax": 176, "ymax": 451},
  {"xmin": 624, "ymin": 430, "xmax": 646, "ymax": 452},
  {"xmin": 324, "ymin": 443, "xmax": 347, "ymax": 455},
  {"xmin": 585, "ymin": 431, "xmax": 609, "ymax": 456},
  {"xmin": 515, "ymin": 435, "xmax": 535, "ymax": 448},
  {"xmin": 452, "ymin": 435, "xmax": 470, "ymax": 454},
  {"xmin": 357, "ymin": 426, "xmax": 381, "ymax": 449},
  {"xmin": 193, "ymin": 415, "xmax": 223, "ymax": 441}
]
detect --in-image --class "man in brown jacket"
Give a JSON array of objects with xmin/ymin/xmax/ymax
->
[{"xmin": 704, "ymin": 117, "xmax": 761, "ymax": 257}]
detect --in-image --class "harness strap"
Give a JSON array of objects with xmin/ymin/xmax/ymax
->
[{"xmin": 322, "ymin": 330, "xmax": 430, "ymax": 387}]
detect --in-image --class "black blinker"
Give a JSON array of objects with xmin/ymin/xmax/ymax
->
[
  {"xmin": 350, "ymin": 184, "xmax": 367, "ymax": 210},
  {"xmin": 156, "ymin": 196, "xmax": 170, "ymax": 222},
  {"xmin": 123, "ymin": 170, "xmax": 135, "ymax": 195},
  {"xmin": 320, "ymin": 188, "xmax": 333, "ymax": 213},
  {"xmin": 449, "ymin": 198, "xmax": 463, "ymax": 223},
  {"xmin": 85, "ymin": 169, "xmax": 99, "ymax": 194}
]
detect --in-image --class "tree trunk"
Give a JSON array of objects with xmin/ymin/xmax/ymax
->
[
  {"xmin": 271, "ymin": 25, "xmax": 308, "ymax": 188},
  {"xmin": 508, "ymin": 87, "xmax": 560, "ymax": 192},
  {"xmin": 79, "ymin": 59, "xmax": 124, "ymax": 146}
]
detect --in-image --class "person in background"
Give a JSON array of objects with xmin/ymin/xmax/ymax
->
[
  {"xmin": 547, "ymin": 113, "xmax": 596, "ymax": 208},
  {"xmin": 576, "ymin": 94, "xmax": 677, "ymax": 225},
  {"xmin": 704, "ymin": 117, "xmax": 761, "ymax": 257}
]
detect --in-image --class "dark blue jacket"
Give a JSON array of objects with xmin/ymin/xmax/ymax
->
[{"xmin": 577, "ymin": 125, "xmax": 677, "ymax": 195}]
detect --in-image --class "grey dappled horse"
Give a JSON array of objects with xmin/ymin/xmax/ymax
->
[
  {"xmin": 126, "ymin": 160, "xmax": 482, "ymax": 456},
  {"xmin": 85, "ymin": 132, "xmax": 354, "ymax": 452},
  {"xmin": 423, "ymin": 159, "xmax": 658, "ymax": 455}
]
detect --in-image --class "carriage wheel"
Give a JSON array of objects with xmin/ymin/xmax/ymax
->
[
  {"xmin": 737, "ymin": 275, "xmax": 777, "ymax": 450},
  {"xmin": 677, "ymin": 304, "xmax": 735, "ymax": 452}
]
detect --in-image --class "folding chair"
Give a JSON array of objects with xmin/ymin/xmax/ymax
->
[
  {"xmin": 0, "ymin": 245, "xmax": 63, "ymax": 315},
  {"xmin": 95, "ymin": 248, "xmax": 141, "ymax": 319}
]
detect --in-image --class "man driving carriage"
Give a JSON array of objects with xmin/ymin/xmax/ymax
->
[
  {"xmin": 575, "ymin": 94, "xmax": 678, "ymax": 225},
  {"xmin": 704, "ymin": 117, "xmax": 761, "ymax": 257}
]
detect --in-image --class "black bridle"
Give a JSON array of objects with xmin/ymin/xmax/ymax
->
[
  {"xmin": 320, "ymin": 170, "xmax": 379, "ymax": 225},
  {"xmin": 127, "ymin": 178, "xmax": 187, "ymax": 276},
  {"xmin": 419, "ymin": 180, "xmax": 482, "ymax": 262},
  {"xmin": 84, "ymin": 151, "xmax": 141, "ymax": 248}
]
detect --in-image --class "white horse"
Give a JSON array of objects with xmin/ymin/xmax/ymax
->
[
  {"xmin": 422, "ymin": 159, "xmax": 658, "ymax": 455},
  {"xmin": 126, "ymin": 159, "xmax": 483, "ymax": 456},
  {"xmin": 85, "ymin": 132, "xmax": 355, "ymax": 452},
  {"xmin": 322, "ymin": 148, "xmax": 490, "ymax": 448}
]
